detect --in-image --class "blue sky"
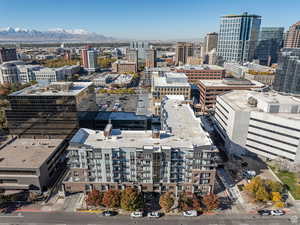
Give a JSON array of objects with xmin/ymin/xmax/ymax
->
[{"xmin": 0, "ymin": 0, "xmax": 299, "ymax": 40}]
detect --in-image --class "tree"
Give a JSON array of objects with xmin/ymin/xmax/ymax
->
[
  {"xmin": 192, "ymin": 195, "xmax": 202, "ymax": 211},
  {"xmin": 102, "ymin": 190, "xmax": 121, "ymax": 208},
  {"xmin": 266, "ymin": 180, "xmax": 283, "ymax": 193},
  {"xmin": 178, "ymin": 192, "xmax": 193, "ymax": 212},
  {"xmin": 271, "ymin": 192, "xmax": 282, "ymax": 202},
  {"xmin": 244, "ymin": 176, "xmax": 263, "ymax": 194},
  {"xmin": 203, "ymin": 193, "xmax": 219, "ymax": 211},
  {"xmin": 159, "ymin": 192, "xmax": 174, "ymax": 212},
  {"xmin": 85, "ymin": 190, "xmax": 103, "ymax": 207},
  {"xmin": 274, "ymin": 201, "xmax": 285, "ymax": 208},
  {"xmin": 255, "ymin": 186, "xmax": 270, "ymax": 202},
  {"xmin": 120, "ymin": 188, "xmax": 143, "ymax": 211}
]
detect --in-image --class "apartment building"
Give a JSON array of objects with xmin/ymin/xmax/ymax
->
[
  {"xmin": 213, "ymin": 90, "xmax": 300, "ymax": 164},
  {"xmin": 175, "ymin": 42, "xmax": 194, "ymax": 65},
  {"xmin": 197, "ymin": 78, "xmax": 264, "ymax": 113},
  {"xmin": 112, "ymin": 60, "xmax": 137, "ymax": 73},
  {"xmin": 63, "ymin": 96, "xmax": 219, "ymax": 195},
  {"xmin": 175, "ymin": 64, "xmax": 225, "ymax": 83},
  {"xmin": 151, "ymin": 72, "xmax": 191, "ymax": 114},
  {"xmin": 284, "ymin": 21, "xmax": 300, "ymax": 48}
]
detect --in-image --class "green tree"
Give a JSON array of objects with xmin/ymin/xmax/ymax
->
[
  {"xmin": 85, "ymin": 190, "xmax": 104, "ymax": 207},
  {"xmin": 120, "ymin": 188, "xmax": 143, "ymax": 211},
  {"xmin": 102, "ymin": 190, "xmax": 121, "ymax": 209},
  {"xmin": 203, "ymin": 193, "xmax": 219, "ymax": 211},
  {"xmin": 159, "ymin": 192, "xmax": 174, "ymax": 212}
]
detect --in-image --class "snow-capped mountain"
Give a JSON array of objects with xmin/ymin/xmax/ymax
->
[{"xmin": 0, "ymin": 27, "xmax": 115, "ymax": 42}]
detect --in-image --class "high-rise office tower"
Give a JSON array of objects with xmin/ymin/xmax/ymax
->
[
  {"xmin": 175, "ymin": 42, "xmax": 194, "ymax": 65},
  {"xmin": 284, "ymin": 21, "xmax": 300, "ymax": 48},
  {"xmin": 130, "ymin": 41, "xmax": 149, "ymax": 59},
  {"xmin": 81, "ymin": 46, "xmax": 98, "ymax": 72},
  {"xmin": 203, "ymin": 32, "xmax": 218, "ymax": 55},
  {"xmin": 255, "ymin": 27, "xmax": 284, "ymax": 66},
  {"xmin": 273, "ymin": 48, "xmax": 300, "ymax": 95},
  {"xmin": 145, "ymin": 49, "xmax": 157, "ymax": 68},
  {"xmin": 0, "ymin": 48, "xmax": 17, "ymax": 63},
  {"xmin": 127, "ymin": 49, "xmax": 138, "ymax": 64},
  {"xmin": 217, "ymin": 12, "xmax": 261, "ymax": 63}
]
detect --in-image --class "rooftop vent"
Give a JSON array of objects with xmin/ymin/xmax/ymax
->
[{"xmin": 247, "ymin": 97, "xmax": 257, "ymax": 107}]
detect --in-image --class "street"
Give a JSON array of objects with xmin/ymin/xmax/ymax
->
[{"xmin": 0, "ymin": 212, "xmax": 297, "ymax": 225}]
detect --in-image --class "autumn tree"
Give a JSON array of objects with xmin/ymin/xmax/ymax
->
[
  {"xmin": 178, "ymin": 192, "xmax": 193, "ymax": 211},
  {"xmin": 271, "ymin": 192, "xmax": 282, "ymax": 202},
  {"xmin": 203, "ymin": 193, "xmax": 219, "ymax": 211},
  {"xmin": 85, "ymin": 190, "xmax": 103, "ymax": 207},
  {"xmin": 159, "ymin": 192, "xmax": 174, "ymax": 212},
  {"xmin": 120, "ymin": 188, "xmax": 143, "ymax": 211},
  {"xmin": 244, "ymin": 176, "xmax": 263, "ymax": 195},
  {"xmin": 255, "ymin": 186, "xmax": 270, "ymax": 202},
  {"xmin": 192, "ymin": 195, "xmax": 202, "ymax": 211},
  {"xmin": 102, "ymin": 190, "xmax": 121, "ymax": 208},
  {"xmin": 265, "ymin": 180, "xmax": 283, "ymax": 193}
]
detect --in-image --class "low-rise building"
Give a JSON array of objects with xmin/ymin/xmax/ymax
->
[
  {"xmin": 112, "ymin": 60, "xmax": 137, "ymax": 73},
  {"xmin": 64, "ymin": 96, "xmax": 219, "ymax": 195},
  {"xmin": 0, "ymin": 138, "xmax": 66, "ymax": 192},
  {"xmin": 197, "ymin": 78, "xmax": 264, "ymax": 113},
  {"xmin": 152, "ymin": 72, "xmax": 191, "ymax": 114},
  {"xmin": 213, "ymin": 90, "xmax": 300, "ymax": 165},
  {"xmin": 175, "ymin": 64, "xmax": 225, "ymax": 83}
]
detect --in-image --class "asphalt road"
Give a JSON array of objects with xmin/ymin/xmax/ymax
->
[{"xmin": 0, "ymin": 212, "xmax": 297, "ymax": 225}]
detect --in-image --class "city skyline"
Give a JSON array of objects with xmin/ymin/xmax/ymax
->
[{"xmin": 0, "ymin": 0, "xmax": 299, "ymax": 40}]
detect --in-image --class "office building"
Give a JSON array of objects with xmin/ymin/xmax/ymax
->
[
  {"xmin": 112, "ymin": 60, "xmax": 137, "ymax": 73},
  {"xmin": 127, "ymin": 49, "xmax": 138, "ymax": 64},
  {"xmin": 213, "ymin": 90, "xmax": 300, "ymax": 164},
  {"xmin": 284, "ymin": 21, "xmax": 300, "ymax": 48},
  {"xmin": 63, "ymin": 96, "xmax": 219, "ymax": 195},
  {"xmin": 145, "ymin": 49, "xmax": 157, "ymax": 68},
  {"xmin": 0, "ymin": 138, "xmax": 66, "ymax": 192},
  {"xmin": 151, "ymin": 72, "xmax": 191, "ymax": 114},
  {"xmin": 255, "ymin": 27, "xmax": 284, "ymax": 66},
  {"xmin": 175, "ymin": 64, "xmax": 225, "ymax": 83},
  {"xmin": 81, "ymin": 47, "xmax": 98, "ymax": 72},
  {"xmin": 0, "ymin": 48, "xmax": 17, "ymax": 63},
  {"xmin": 175, "ymin": 42, "xmax": 194, "ymax": 65},
  {"xmin": 130, "ymin": 41, "xmax": 149, "ymax": 59},
  {"xmin": 217, "ymin": 12, "xmax": 261, "ymax": 63},
  {"xmin": 6, "ymin": 82, "xmax": 96, "ymax": 139},
  {"xmin": 273, "ymin": 48, "xmax": 300, "ymax": 95},
  {"xmin": 197, "ymin": 78, "xmax": 264, "ymax": 113},
  {"xmin": 203, "ymin": 32, "xmax": 218, "ymax": 55}
]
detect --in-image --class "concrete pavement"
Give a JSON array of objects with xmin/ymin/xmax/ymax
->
[{"xmin": 0, "ymin": 212, "xmax": 297, "ymax": 225}]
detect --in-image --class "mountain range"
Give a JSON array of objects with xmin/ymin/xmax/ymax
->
[{"xmin": 0, "ymin": 27, "xmax": 116, "ymax": 43}]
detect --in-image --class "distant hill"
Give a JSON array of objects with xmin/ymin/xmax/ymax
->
[{"xmin": 0, "ymin": 27, "xmax": 116, "ymax": 43}]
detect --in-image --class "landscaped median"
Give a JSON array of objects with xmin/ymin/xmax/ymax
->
[{"xmin": 269, "ymin": 166, "xmax": 300, "ymax": 200}]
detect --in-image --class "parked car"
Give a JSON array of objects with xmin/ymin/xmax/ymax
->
[
  {"xmin": 183, "ymin": 210, "xmax": 198, "ymax": 217},
  {"xmin": 257, "ymin": 209, "xmax": 271, "ymax": 216},
  {"xmin": 147, "ymin": 212, "xmax": 161, "ymax": 218},
  {"xmin": 102, "ymin": 211, "xmax": 117, "ymax": 216},
  {"xmin": 270, "ymin": 210, "xmax": 285, "ymax": 216},
  {"xmin": 130, "ymin": 211, "xmax": 143, "ymax": 218}
]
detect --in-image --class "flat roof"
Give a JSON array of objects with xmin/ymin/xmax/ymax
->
[
  {"xmin": 153, "ymin": 72, "xmax": 190, "ymax": 88},
  {"xmin": 70, "ymin": 97, "xmax": 212, "ymax": 149},
  {"xmin": 176, "ymin": 64, "xmax": 224, "ymax": 71},
  {"xmin": 0, "ymin": 138, "xmax": 64, "ymax": 169},
  {"xmin": 9, "ymin": 82, "xmax": 93, "ymax": 97},
  {"xmin": 199, "ymin": 79, "xmax": 264, "ymax": 88}
]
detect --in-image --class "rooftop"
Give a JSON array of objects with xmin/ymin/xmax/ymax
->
[
  {"xmin": 219, "ymin": 90, "xmax": 300, "ymax": 120},
  {"xmin": 153, "ymin": 72, "xmax": 190, "ymax": 88},
  {"xmin": 113, "ymin": 60, "xmax": 136, "ymax": 65},
  {"xmin": 0, "ymin": 138, "xmax": 64, "ymax": 169},
  {"xmin": 9, "ymin": 81, "xmax": 93, "ymax": 96},
  {"xmin": 199, "ymin": 78, "xmax": 264, "ymax": 88},
  {"xmin": 70, "ymin": 97, "xmax": 212, "ymax": 149},
  {"xmin": 176, "ymin": 64, "xmax": 224, "ymax": 71}
]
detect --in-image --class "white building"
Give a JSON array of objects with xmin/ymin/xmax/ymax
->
[
  {"xmin": 33, "ymin": 67, "xmax": 65, "ymax": 82},
  {"xmin": 213, "ymin": 90, "xmax": 300, "ymax": 164}
]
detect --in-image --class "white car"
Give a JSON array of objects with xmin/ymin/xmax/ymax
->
[
  {"xmin": 270, "ymin": 210, "xmax": 285, "ymax": 216},
  {"xmin": 147, "ymin": 212, "xmax": 160, "ymax": 218},
  {"xmin": 130, "ymin": 211, "xmax": 143, "ymax": 218},
  {"xmin": 183, "ymin": 210, "xmax": 198, "ymax": 217}
]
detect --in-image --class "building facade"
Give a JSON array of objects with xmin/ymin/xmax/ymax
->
[
  {"xmin": 273, "ymin": 48, "xmax": 300, "ymax": 95},
  {"xmin": 112, "ymin": 60, "xmax": 137, "ymax": 73},
  {"xmin": 6, "ymin": 82, "xmax": 96, "ymax": 139},
  {"xmin": 0, "ymin": 48, "xmax": 17, "ymax": 63},
  {"xmin": 145, "ymin": 49, "xmax": 156, "ymax": 68},
  {"xmin": 203, "ymin": 32, "xmax": 218, "ymax": 55},
  {"xmin": 213, "ymin": 90, "xmax": 300, "ymax": 164},
  {"xmin": 127, "ymin": 49, "xmax": 138, "ymax": 64},
  {"xmin": 81, "ymin": 47, "xmax": 98, "ymax": 72},
  {"xmin": 217, "ymin": 12, "xmax": 261, "ymax": 63},
  {"xmin": 175, "ymin": 42, "xmax": 194, "ymax": 65},
  {"xmin": 64, "ymin": 97, "xmax": 219, "ymax": 195},
  {"xmin": 197, "ymin": 78, "xmax": 264, "ymax": 113},
  {"xmin": 255, "ymin": 27, "xmax": 284, "ymax": 66},
  {"xmin": 284, "ymin": 21, "xmax": 300, "ymax": 48}
]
